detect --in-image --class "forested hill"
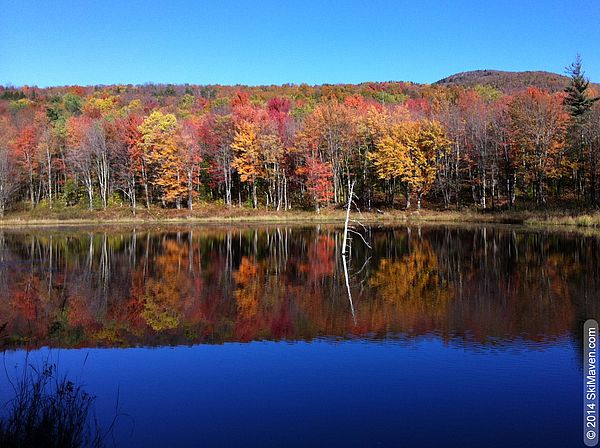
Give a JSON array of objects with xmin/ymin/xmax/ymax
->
[
  {"xmin": 3, "ymin": 70, "xmax": 596, "ymax": 102},
  {"xmin": 434, "ymin": 69, "xmax": 598, "ymax": 93}
]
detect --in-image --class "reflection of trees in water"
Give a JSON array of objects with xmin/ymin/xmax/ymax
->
[
  {"xmin": 433, "ymin": 227, "xmax": 597, "ymax": 341},
  {"xmin": 368, "ymin": 234, "xmax": 453, "ymax": 334},
  {"xmin": 0, "ymin": 226, "xmax": 599, "ymax": 348}
]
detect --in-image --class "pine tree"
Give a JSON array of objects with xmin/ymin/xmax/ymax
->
[
  {"xmin": 564, "ymin": 56, "xmax": 600, "ymax": 204},
  {"xmin": 564, "ymin": 55, "xmax": 598, "ymax": 117}
]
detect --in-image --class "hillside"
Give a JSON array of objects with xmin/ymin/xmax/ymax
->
[
  {"xmin": 3, "ymin": 69, "xmax": 597, "ymax": 100},
  {"xmin": 434, "ymin": 69, "xmax": 579, "ymax": 93}
]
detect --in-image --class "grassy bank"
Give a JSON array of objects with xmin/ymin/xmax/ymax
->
[{"xmin": 1, "ymin": 204, "xmax": 600, "ymax": 229}]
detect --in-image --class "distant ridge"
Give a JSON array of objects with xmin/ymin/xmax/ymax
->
[
  {"xmin": 434, "ymin": 69, "xmax": 597, "ymax": 93},
  {"xmin": 2, "ymin": 69, "xmax": 598, "ymax": 96}
]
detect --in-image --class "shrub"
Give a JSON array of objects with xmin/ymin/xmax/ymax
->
[{"xmin": 0, "ymin": 361, "xmax": 104, "ymax": 448}]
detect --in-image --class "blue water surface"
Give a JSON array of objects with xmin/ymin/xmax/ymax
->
[{"xmin": 1, "ymin": 337, "xmax": 580, "ymax": 448}]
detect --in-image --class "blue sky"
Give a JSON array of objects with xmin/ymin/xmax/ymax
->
[{"xmin": 1, "ymin": 0, "xmax": 598, "ymax": 87}]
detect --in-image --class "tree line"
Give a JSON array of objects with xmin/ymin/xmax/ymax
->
[{"xmin": 0, "ymin": 57, "xmax": 598, "ymax": 216}]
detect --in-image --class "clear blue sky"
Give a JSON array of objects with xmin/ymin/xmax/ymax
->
[{"xmin": 1, "ymin": 0, "xmax": 598, "ymax": 87}]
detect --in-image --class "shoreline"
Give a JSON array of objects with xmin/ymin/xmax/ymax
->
[{"xmin": 1, "ymin": 207, "xmax": 599, "ymax": 230}]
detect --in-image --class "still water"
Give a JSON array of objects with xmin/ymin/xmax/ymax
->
[{"xmin": 0, "ymin": 224, "xmax": 597, "ymax": 447}]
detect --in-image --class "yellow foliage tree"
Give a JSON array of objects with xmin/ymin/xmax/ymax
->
[
  {"xmin": 138, "ymin": 111, "xmax": 187, "ymax": 207},
  {"xmin": 83, "ymin": 95, "xmax": 119, "ymax": 117},
  {"xmin": 369, "ymin": 120, "xmax": 449, "ymax": 209}
]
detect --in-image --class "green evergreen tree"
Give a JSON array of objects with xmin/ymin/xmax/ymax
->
[
  {"xmin": 564, "ymin": 55, "xmax": 598, "ymax": 117},
  {"xmin": 564, "ymin": 55, "xmax": 600, "ymax": 205}
]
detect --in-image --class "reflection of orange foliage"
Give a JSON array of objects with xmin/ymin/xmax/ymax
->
[
  {"xmin": 232, "ymin": 255, "xmax": 295, "ymax": 341},
  {"xmin": 138, "ymin": 238, "xmax": 202, "ymax": 331},
  {"xmin": 234, "ymin": 257, "xmax": 261, "ymax": 319},
  {"xmin": 0, "ymin": 227, "xmax": 597, "ymax": 349},
  {"xmin": 367, "ymin": 239, "xmax": 452, "ymax": 333},
  {"xmin": 142, "ymin": 280, "xmax": 181, "ymax": 331}
]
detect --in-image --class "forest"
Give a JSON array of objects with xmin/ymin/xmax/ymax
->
[{"xmin": 0, "ymin": 58, "xmax": 598, "ymax": 217}]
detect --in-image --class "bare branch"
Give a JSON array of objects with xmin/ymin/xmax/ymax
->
[{"xmin": 347, "ymin": 228, "xmax": 372, "ymax": 249}]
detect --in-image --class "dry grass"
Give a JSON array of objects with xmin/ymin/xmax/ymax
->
[
  {"xmin": 1, "ymin": 204, "xmax": 600, "ymax": 229},
  {"xmin": 524, "ymin": 212, "xmax": 600, "ymax": 228}
]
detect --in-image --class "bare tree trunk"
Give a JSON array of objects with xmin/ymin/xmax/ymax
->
[
  {"xmin": 481, "ymin": 175, "xmax": 487, "ymax": 209},
  {"xmin": 284, "ymin": 173, "xmax": 288, "ymax": 210},
  {"xmin": 141, "ymin": 164, "xmax": 150, "ymax": 208},
  {"xmin": 91, "ymin": 126, "xmax": 110, "ymax": 211},
  {"xmin": 252, "ymin": 176, "xmax": 257, "ymax": 209},
  {"xmin": 223, "ymin": 158, "xmax": 232, "ymax": 206},
  {"xmin": 187, "ymin": 169, "xmax": 194, "ymax": 210},
  {"xmin": 46, "ymin": 145, "xmax": 52, "ymax": 208},
  {"xmin": 130, "ymin": 178, "xmax": 136, "ymax": 216},
  {"xmin": 341, "ymin": 180, "xmax": 355, "ymax": 255},
  {"xmin": 86, "ymin": 172, "xmax": 93, "ymax": 210},
  {"xmin": 28, "ymin": 166, "xmax": 35, "ymax": 209}
]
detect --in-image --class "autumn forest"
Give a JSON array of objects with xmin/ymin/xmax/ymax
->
[{"xmin": 0, "ymin": 58, "xmax": 598, "ymax": 218}]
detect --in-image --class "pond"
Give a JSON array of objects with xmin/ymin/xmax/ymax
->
[{"xmin": 0, "ymin": 224, "xmax": 598, "ymax": 447}]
